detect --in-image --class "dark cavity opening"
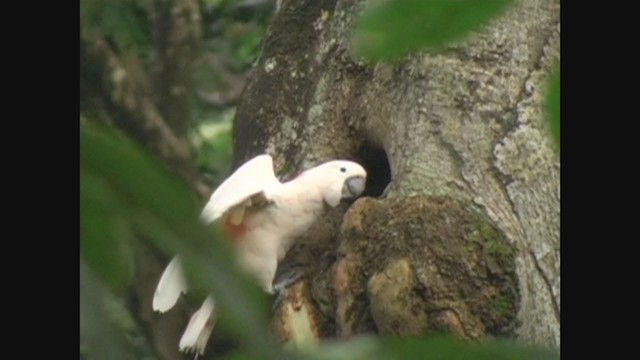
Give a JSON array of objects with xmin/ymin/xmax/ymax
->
[{"xmin": 357, "ymin": 142, "xmax": 391, "ymax": 197}]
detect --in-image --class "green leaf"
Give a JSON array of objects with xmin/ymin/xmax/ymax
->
[
  {"xmin": 204, "ymin": 0, "xmax": 225, "ymax": 6},
  {"xmin": 80, "ymin": 122, "xmax": 282, "ymax": 359},
  {"xmin": 352, "ymin": 0, "xmax": 512, "ymax": 61},
  {"xmin": 377, "ymin": 335, "xmax": 558, "ymax": 360},
  {"xmin": 191, "ymin": 113, "xmax": 234, "ymax": 184},
  {"xmin": 235, "ymin": 30, "xmax": 265, "ymax": 66},
  {"xmin": 296, "ymin": 336, "xmax": 380, "ymax": 360},
  {"xmin": 81, "ymin": 123, "xmax": 201, "ymax": 229},
  {"xmin": 80, "ymin": 0, "xmax": 150, "ymax": 50},
  {"xmin": 80, "ymin": 259, "xmax": 134, "ymax": 360},
  {"xmin": 80, "ymin": 171, "xmax": 134, "ymax": 292},
  {"xmin": 546, "ymin": 69, "xmax": 560, "ymax": 147},
  {"xmin": 292, "ymin": 335, "xmax": 557, "ymax": 360}
]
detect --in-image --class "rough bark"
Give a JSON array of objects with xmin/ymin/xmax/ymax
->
[
  {"xmin": 234, "ymin": 0, "xmax": 560, "ymax": 351},
  {"xmin": 334, "ymin": 196, "xmax": 518, "ymax": 340}
]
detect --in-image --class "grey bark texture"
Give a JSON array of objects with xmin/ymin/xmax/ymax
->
[{"xmin": 234, "ymin": 0, "xmax": 560, "ymax": 350}]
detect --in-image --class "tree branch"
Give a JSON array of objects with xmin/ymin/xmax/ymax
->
[
  {"xmin": 80, "ymin": 26, "xmax": 209, "ymax": 197},
  {"xmin": 150, "ymin": 0, "xmax": 203, "ymax": 139}
]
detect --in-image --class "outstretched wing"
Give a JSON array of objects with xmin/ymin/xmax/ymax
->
[
  {"xmin": 200, "ymin": 154, "xmax": 279, "ymax": 224},
  {"xmin": 152, "ymin": 256, "xmax": 188, "ymax": 313},
  {"xmin": 152, "ymin": 155, "xmax": 278, "ymax": 314}
]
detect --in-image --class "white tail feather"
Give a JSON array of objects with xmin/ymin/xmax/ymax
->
[
  {"xmin": 179, "ymin": 296, "xmax": 216, "ymax": 355},
  {"xmin": 152, "ymin": 256, "xmax": 188, "ymax": 313}
]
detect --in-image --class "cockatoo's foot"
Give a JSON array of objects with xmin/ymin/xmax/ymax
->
[{"xmin": 271, "ymin": 266, "xmax": 305, "ymax": 311}]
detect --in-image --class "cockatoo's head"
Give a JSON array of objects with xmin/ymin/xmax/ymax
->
[{"xmin": 298, "ymin": 160, "xmax": 367, "ymax": 207}]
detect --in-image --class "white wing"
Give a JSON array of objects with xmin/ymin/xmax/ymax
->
[
  {"xmin": 153, "ymin": 155, "xmax": 278, "ymax": 349},
  {"xmin": 200, "ymin": 154, "xmax": 280, "ymax": 223},
  {"xmin": 152, "ymin": 256, "xmax": 188, "ymax": 313},
  {"xmin": 179, "ymin": 295, "xmax": 216, "ymax": 355}
]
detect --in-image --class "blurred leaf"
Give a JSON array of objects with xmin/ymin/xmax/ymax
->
[
  {"xmin": 546, "ymin": 69, "xmax": 560, "ymax": 147},
  {"xmin": 80, "ymin": 172, "xmax": 134, "ymax": 292},
  {"xmin": 80, "ymin": 122, "xmax": 201, "ymax": 227},
  {"xmin": 234, "ymin": 29, "xmax": 264, "ymax": 66},
  {"xmin": 191, "ymin": 112, "xmax": 234, "ymax": 184},
  {"xmin": 80, "ymin": 259, "xmax": 134, "ymax": 360},
  {"xmin": 205, "ymin": 0, "xmax": 226, "ymax": 7},
  {"xmin": 80, "ymin": 121, "xmax": 282, "ymax": 359},
  {"xmin": 296, "ymin": 337, "xmax": 380, "ymax": 360},
  {"xmin": 80, "ymin": 0, "xmax": 150, "ymax": 50},
  {"xmin": 289, "ymin": 335, "xmax": 557, "ymax": 360},
  {"xmin": 352, "ymin": 0, "xmax": 512, "ymax": 61},
  {"xmin": 377, "ymin": 335, "xmax": 558, "ymax": 360}
]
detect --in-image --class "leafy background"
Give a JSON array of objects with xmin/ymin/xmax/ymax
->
[{"xmin": 80, "ymin": 0, "xmax": 559, "ymax": 358}]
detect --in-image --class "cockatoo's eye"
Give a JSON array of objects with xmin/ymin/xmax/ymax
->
[{"xmin": 340, "ymin": 167, "xmax": 346, "ymax": 173}]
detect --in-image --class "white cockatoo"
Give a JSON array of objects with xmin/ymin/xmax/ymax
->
[{"xmin": 152, "ymin": 154, "xmax": 367, "ymax": 356}]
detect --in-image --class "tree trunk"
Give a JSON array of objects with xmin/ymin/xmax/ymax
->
[{"xmin": 234, "ymin": 0, "xmax": 560, "ymax": 350}]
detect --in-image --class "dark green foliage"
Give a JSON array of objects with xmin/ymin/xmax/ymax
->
[
  {"xmin": 201, "ymin": 1, "xmax": 269, "ymax": 71},
  {"xmin": 80, "ymin": 259, "xmax": 135, "ymax": 360},
  {"xmin": 80, "ymin": 170, "xmax": 134, "ymax": 292},
  {"xmin": 546, "ymin": 69, "xmax": 560, "ymax": 147},
  {"xmin": 80, "ymin": 0, "xmax": 151, "ymax": 50},
  {"xmin": 80, "ymin": 122, "xmax": 282, "ymax": 359},
  {"xmin": 191, "ymin": 115, "xmax": 234, "ymax": 185},
  {"xmin": 352, "ymin": 0, "xmax": 513, "ymax": 61},
  {"xmin": 376, "ymin": 336, "xmax": 558, "ymax": 360},
  {"xmin": 292, "ymin": 335, "xmax": 557, "ymax": 360}
]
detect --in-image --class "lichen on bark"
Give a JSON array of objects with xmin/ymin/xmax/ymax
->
[
  {"xmin": 234, "ymin": 0, "xmax": 559, "ymax": 351},
  {"xmin": 334, "ymin": 196, "xmax": 519, "ymax": 339}
]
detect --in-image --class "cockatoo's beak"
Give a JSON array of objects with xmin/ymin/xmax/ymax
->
[{"xmin": 342, "ymin": 176, "xmax": 366, "ymax": 199}]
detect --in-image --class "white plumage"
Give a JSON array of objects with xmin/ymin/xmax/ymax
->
[
  {"xmin": 200, "ymin": 154, "xmax": 279, "ymax": 224},
  {"xmin": 178, "ymin": 296, "xmax": 215, "ymax": 354},
  {"xmin": 152, "ymin": 256, "xmax": 188, "ymax": 313},
  {"xmin": 152, "ymin": 154, "xmax": 367, "ymax": 356}
]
